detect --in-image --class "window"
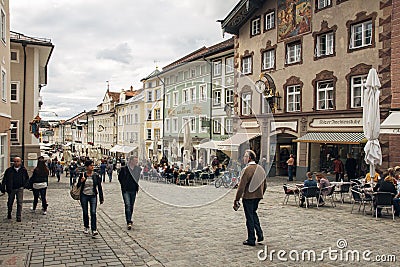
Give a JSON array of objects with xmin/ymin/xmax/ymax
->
[
  {"xmin": 317, "ymin": 81, "xmax": 334, "ymax": 110},
  {"xmin": 265, "ymin": 11, "xmax": 275, "ymax": 30},
  {"xmin": 225, "ymin": 88, "xmax": 234, "ymax": 104},
  {"xmin": 147, "ymin": 110, "xmax": 152, "ymax": 120},
  {"xmin": 213, "ymin": 60, "xmax": 222, "ymax": 76},
  {"xmin": 225, "ymin": 57, "xmax": 234, "ymax": 73},
  {"xmin": 147, "ymin": 91, "xmax": 153, "ymax": 102},
  {"xmin": 199, "ymin": 116, "xmax": 208, "ymax": 133},
  {"xmin": 262, "ymin": 50, "xmax": 275, "ymax": 70},
  {"xmin": 0, "ymin": 135, "xmax": 6, "ymax": 174},
  {"xmin": 199, "ymin": 85, "xmax": 207, "ymax": 101},
  {"xmin": 242, "ymin": 56, "xmax": 252, "ymax": 75},
  {"xmin": 190, "ymin": 87, "xmax": 196, "ymax": 103},
  {"xmin": 165, "ymin": 93, "xmax": 170, "ymax": 108},
  {"xmin": 134, "ymin": 114, "xmax": 138, "ymax": 123},
  {"xmin": 190, "ymin": 117, "xmax": 196, "ymax": 133},
  {"xmin": 251, "ymin": 17, "xmax": 261, "ymax": 36},
  {"xmin": 11, "ymin": 82, "xmax": 19, "ymax": 102},
  {"xmin": 154, "ymin": 109, "xmax": 161, "ymax": 120},
  {"xmin": 286, "ymin": 42, "xmax": 301, "ymax": 64},
  {"xmin": 0, "ymin": 9, "xmax": 5, "ymax": 43},
  {"xmin": 316, "ymin": 32, "xmax": 334, "ymax": 57},
  {"xmin": 241, "ymin": 92, "xmax": 252, "ymax": 115},
  {"xmin": 172, "ymin": 118, "xmax": 178, "ymax": 133},
  {"xmin": 191, "ymin": 69, "xmax": 196, "ymax": 78},
  {"xmin": 155, "ymin": 89, "xmax": 161, "ymax": 100},
  {"xmin": 225, "ymin": 118, "xmax": 233, "ymax": 134},
  {"xmin": 183, "ymin": 89, "xmax": 188, "ymax": 104},
  {"xmin": 213, "ymin": 90, "xmax": 221, "ymax": 106},
  {"xmin": 213, "ymin": 118, "xmax": 221, "ymax": 134},
  {"xmin": 350, "ymin": 20, "xmax": 372, "ymax": 49},
  {"xmin": 351, "ymin": 75, "xmax": 366, "ymax": 108},
  {"xmin": 173, "ymin": 91, "xmax": 178, "ymax": 106},
  {"xmin": 154, "ymin": 129, "xmax": 160, "ymax": 140},
  {"xmin": 317, "ymin": 0, "xmax": 331, "ymax": 9},
  {"xmin": 10, "ymin": 121, "xmax": 18, "ymax": 142},
  {"xmin": 146, "ymin": 129, "xmax": 152, "ymax": 140},
  {"xmin": 1, "ymin": 69, "xmax": 6, "ymax": 101},
  {"xmin": 165, "ymin": 118, "xmax": 170, "ymax": 133},
  {"xmin": 11, "ymin": 50, "xmax": 19, "ymax": 63},
  {"xmin": 287, "ymin": 85, "xmax": 301, "ymax": 112}
]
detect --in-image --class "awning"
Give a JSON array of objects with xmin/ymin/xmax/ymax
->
[
  {"xmin": 218, "ymin": 132, "xmax": 260, "ymax": 150},
  {"xmin": 380, "ymin": 112, "xmax": 400, "ymax": 134},
  {"xmin": 110, "ymin": 145, "xmax": 137, "ymax": 153},
  {"xmin": 109, "ymin": 145, "xmax": 122, "ymax": 153},
  {"xmin": 194, "ymin": 140, "xmax": 223, "ymax": 150},
  {"xmin": 294, "ymin": 132, "xmax": 366, "ymax": 144}
]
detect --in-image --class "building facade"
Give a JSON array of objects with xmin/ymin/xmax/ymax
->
[
  {"xmin": 221, "ymin": 0, "xmax": 389, "ymax": 178},
  {"xmin": 9, "ymin": 31, "xmax": 54, "ymax": 171},
  {"xmin": 0, "ymin": 0, "xmax": 10, "ymax": 174}
]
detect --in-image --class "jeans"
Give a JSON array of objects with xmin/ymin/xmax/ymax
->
[
  {"xmin": 80, "ymin": 194, "xmax": 97, "ymax": 230},
  {"xmin": 393, "ymin": 198, "xmax": 400, "ymax": 215},
  {"xmin": 242, "ymin": 198, "xmax": 263, "ymax": 244},
  {"xmin": 100, "ymin": 172, "xmax": 106, "ymax": 182},
  {"xmin": 107, "ymin": 172, "xmax": 113, "ymax": 182},
  {"xmin": 122, "ymin": 191, "xmax": 137, "ymax": 224},
  {"xmin": 7, "ymin": 187, "xmax": 24, "ymax": 219},
  {"xmin": 33, "ymin": 188, "xmax": 48, "ymax": 211},
  {"xmin": 288, "ymin": 165, "xmax": 294, "ymax": 181}
]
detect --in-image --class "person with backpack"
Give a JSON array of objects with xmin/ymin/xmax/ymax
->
[
  {"xmin": 29, "ymin": 156, "xmax": 49, "ymax": 215},
  {"xmin": 77, "ymin": 160, "xmax": 104, "ymax": 236},
  {"xmin": 118, "ymin": 156, "xmax": 141, "ymax": 230}
]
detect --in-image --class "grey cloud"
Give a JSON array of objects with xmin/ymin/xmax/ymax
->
[{"xmin": 96, "ymin": 43, "xmax": 133, "ymax": 64}]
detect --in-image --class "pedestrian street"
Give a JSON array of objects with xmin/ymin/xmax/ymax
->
[{"xmin": 0, "ymin": 173, "xmax": 399, "ymax": 266}]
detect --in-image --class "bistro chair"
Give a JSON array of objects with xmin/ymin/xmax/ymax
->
[
  {"xmin": 283, "ymin": 184, "xmax": 299, "ymax": 205},
  {"xmin": 350, "ymin": 189, "xmax": 373, "ymax": 215},
  {"xmin": 333, "ymin": 183, "xmax": 351, "ymax": 203},
  {"xmin": 374, "ymin": 192, "xmax": 395, "ymax": 221},
  {"xmin": 301, "ymin": 186, "xmax": 320, "ymax": 208},
  {"xmin": 319, "ymin": 185, "xmax": 336, "ymax": 208}
]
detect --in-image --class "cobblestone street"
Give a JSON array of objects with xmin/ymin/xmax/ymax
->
[{"xmin": 0, "ymin": 172, "xmax": 399, "ymax": 266}]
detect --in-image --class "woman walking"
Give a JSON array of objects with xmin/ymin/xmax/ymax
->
[
  {"xmin": 77, "ymin": 160, "xmax": 104, "ymax": 236},
  {"xmin": 30, "ymin": 156, "xmax": 49, "ymax": 215}
]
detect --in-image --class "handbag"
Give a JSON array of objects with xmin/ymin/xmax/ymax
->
[{"xmin": 70, "ymin": 184, "xmax": 81, "ymax": 200}]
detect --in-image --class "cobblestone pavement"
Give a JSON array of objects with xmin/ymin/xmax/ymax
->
[{"xmin": 0, "ymin": 173, "xmax": 399, "ymax": 266}]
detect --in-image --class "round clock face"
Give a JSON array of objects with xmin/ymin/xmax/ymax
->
[{"xmin": 255, "ymin": 80, "xmax": 266, "ymax": 94}]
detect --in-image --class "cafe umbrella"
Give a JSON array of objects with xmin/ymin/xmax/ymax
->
[{"xmin": 363, "ymin": 67, "xmax": 382, "ymax": 180}]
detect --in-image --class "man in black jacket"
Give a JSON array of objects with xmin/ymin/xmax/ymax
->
[
  {"xmin": 1, "ymin": 156, "xmax": 29, "ymax": 222},
  {"xmin": 118, "ymin": 156, "xmax": 141, "ymax": 230}
]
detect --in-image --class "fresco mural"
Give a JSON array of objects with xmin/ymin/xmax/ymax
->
[{"xmin": 277, "ymin": 0, "xmax": 312, "ymax": 41}]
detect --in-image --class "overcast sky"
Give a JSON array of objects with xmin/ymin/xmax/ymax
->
[{"xmin": 10, "ymin": 0, "xmax": 237, "ymax": 120}]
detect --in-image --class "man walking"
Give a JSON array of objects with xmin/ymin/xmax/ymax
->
[
  {"xmin": 234, "ymin": 150, "xmax": 267, "ymax": 246},
  {"xmin": 118, "ymin": 156, "xmax": 141, "ymax": 230},
  {"xmin": 1, "ymin": 156, "xmax": 29, "ymax": 222}
]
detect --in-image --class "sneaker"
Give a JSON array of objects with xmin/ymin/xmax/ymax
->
[
  {"xmin": 42, "ymin": 211, "xmax": 47, "ymax": 215},
  {"xmin": 30, "ymin": 207, "xmax": 36, "ymax": 213},
  {"xmin": 92, "ymin": 230, "xmax": 98, "ymax": 236},
  {"xmin": 127, "ymin": 223, "xmax": 132, "ymax": 230},
  {"xmin": 83, "ymin": 227, "xmax": 89, "ymax": 234}
]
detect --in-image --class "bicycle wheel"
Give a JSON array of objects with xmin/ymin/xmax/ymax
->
[
  {"xmin": 223, "ymin": 175, "xmax": 230, "ymax": 188},
  {"xmin": 215, "ymin": 177, "xmax": 222, "ymax": 188}
]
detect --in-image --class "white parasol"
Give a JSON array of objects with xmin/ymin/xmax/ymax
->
[{"xmin": 363, "ymin": 68, "xmax": 382, "ymax": 178}]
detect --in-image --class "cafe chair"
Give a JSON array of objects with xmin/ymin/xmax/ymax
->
[
  {"xmin": 301, "ymin": 186, "xmax": 320, "ymax": 208},
  {"xmin": 374, "ymin": 192, "xmax": 395, "ymax": 221},
  {"xmin": 283, "ymin": 184, "xmax": 299, "ymax": 205},
  {"xmin": 319, "ymin": 185, "xmax": 336, "ymax": 208},
  {"xmin": 350, "ymin": 189, "xmax": 373, "ymax": 215},
  {"xmin": 333, "ymin": 183, "xmax": 351, "ymax": 203}
]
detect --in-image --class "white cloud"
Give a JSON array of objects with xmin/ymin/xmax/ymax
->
[{"xmin": 10, "ymin": 0, "xmax": 237, "ymax": 119}]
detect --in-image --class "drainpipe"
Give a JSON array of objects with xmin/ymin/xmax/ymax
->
[{"xmin": 21, "ymin": 42, "xmax": 27, "ymax": 164}]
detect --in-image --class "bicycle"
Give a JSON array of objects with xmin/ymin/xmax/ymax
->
[{"xmin": 214, "ymin": 172, "xmax": 230, "ymax": 188}]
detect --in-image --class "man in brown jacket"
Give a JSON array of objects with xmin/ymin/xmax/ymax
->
[{"xmin": 234, "ymin": 150, "xmax": 267, "ymax": 246}]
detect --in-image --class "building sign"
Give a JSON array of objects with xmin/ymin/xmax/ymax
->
[
  {"xmin": 271, "ymin": 121, "xmax": 297, "ymax": 132},
  {"xmin": 381, "ymin": 128, "xmax": 400, "ymax": 134},
  {"xmin": 277, "ymin": 0, "xmax": 312, "ymax": 41},
  {"xmin": 310, "ymin": 118, "xmax": 363, "ymax": 128}
]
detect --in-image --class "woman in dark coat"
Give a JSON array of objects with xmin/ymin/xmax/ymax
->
[{"xmin": 30, "ymin": 157, "xmax": 49, "ymax": 214}]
